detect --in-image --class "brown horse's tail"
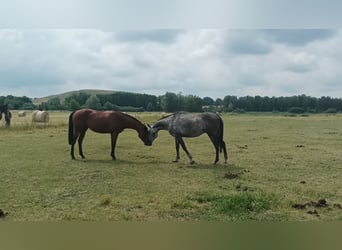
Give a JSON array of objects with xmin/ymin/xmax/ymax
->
[{"xmin": 68, "ymin": 111, "xmax": 76, "ymax": 145}]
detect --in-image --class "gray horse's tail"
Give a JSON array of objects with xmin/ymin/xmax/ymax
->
[
  {"xmin": 68, "ymin": 111, "xmax": 76, "ymax": 145},
  {"xmin": 217, "ymin": 115, "xmax": 228, "ymax": 162},
  {"xmin": 218, "ymin": 116, "xmax": 224, "ymax": 152}
]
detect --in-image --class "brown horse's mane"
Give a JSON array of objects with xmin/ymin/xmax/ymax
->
[{"xmin": 119, "ymin": 111, "xmax": 145, "ymax": 126}]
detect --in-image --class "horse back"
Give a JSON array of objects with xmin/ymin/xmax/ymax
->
[
  {"xmin": 73, "ymin": 109, "xmax": 123, "ymax": 133},
  {"xmin": 170, "ymin": 112, "xmax": 221, "ymax": 137}
]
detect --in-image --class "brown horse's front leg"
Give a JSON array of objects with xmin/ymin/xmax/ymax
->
[{"xmin": 111, "ymin": 132, "xmax": 119, "ymax": 160}]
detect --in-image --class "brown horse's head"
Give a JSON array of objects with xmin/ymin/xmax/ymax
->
[{"xmin": 139, "ymin": 125, "xmax": 152, "ymax": 146}]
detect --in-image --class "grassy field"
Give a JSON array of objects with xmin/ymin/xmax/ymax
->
[{"xmin": 0, "ymin": 111, "xmax": 341, "ymax": 221}]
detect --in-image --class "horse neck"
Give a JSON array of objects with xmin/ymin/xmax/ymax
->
[
  {"xmin": 122, "ymin": 114, "xmax": 145, "ymax": 133},
  {"xmin": 152, "ymin": 116, "xmax": 172, "ymax": 131}
]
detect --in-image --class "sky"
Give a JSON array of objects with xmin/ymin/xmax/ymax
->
[{"xmin": 1, "ymin": 1, "xmax": 342, "ymax": 99}]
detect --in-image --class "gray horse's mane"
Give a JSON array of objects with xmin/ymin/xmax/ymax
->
[
  {"xmin": 157, "ymin": 113, "xmax": 174, "ymax": 121},
  {"xmin": 157, "ymin": 111, "xmax": 189, "ymax": 121}
]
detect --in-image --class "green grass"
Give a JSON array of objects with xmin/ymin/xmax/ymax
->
[
  {"xmin": 0, "ymin": 112, "xmax": 342, "ymax": 221},
  {"xmin": 170, "ymin": 191, "xmax": 279, "ymax": 220}
]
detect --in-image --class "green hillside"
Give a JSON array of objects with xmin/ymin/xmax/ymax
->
[{"xmin": 32, "ymin": 89, "xmax": 116, "ymax": 105}]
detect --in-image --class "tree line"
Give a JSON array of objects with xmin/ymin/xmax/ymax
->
[
  {"xmin": 1, "ymin": 92, "xmax": 342, "ymax": 113},
  {"xmin": 221, "ymin": 95, "xmax": 342, "ymax": 113}
]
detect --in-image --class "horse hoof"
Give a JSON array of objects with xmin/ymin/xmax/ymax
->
[{"xmin": 190, "ymin": 160, "xmax": 195, "ymax": 165}]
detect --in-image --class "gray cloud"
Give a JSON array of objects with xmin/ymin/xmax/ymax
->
[
  {"xmin": 224, "ymin": 30, "xmax": 272, "ymax": 55},
  {"xmin": 263, "ymin": 29, "xmax": 336, "ymax": 46},
  {"xmin": 115, "ymin": 30, "xmax": 182, "ymax": 43},
  {"xmin": 0, "ymin": 29, "xmax": 341, "ymax": 99},
  {"xmin": 283, "ymin": 51, "xmax": 319, "ymax": 73}
]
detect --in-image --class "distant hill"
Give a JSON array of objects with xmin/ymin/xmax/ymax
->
[{"xmin": 32, "ymin": 89, "xmax": 117, "ymax": 104}]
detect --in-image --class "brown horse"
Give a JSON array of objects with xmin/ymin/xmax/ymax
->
[{"xmin": 68, "ymin": 109, "xmax": 151, "ymax": 160}]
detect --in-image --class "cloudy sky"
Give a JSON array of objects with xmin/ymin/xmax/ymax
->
[{"xmin": 1, "ymin": 1, "xmax": 342, "ymax": 99}]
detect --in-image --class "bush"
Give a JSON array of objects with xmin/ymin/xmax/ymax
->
[
  {"xmin": 323, "ymin": 108, "xmax": 337, "ymax": 113},
  {"xmin": 112, "ymin": 105, "xmax": 145, "ymax": 112},
  {"xmin": 233, "ymin": 108, "xmax": 246, "ymax": 113},
  {"xmin": 307, "ymin": 108, "xmax": 317, "ymax": 113},
  {"xmin": 288, "ymin": 107, "xmax": 305, "ymax": 113}
]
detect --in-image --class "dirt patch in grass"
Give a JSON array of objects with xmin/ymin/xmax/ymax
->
[
  {"xmin": 333, "ymin": 203, "xmax": 342, "ymax": 209},
  {"xmin": 292, "ymin": 198, "xmax": 328, "ymax": 209},
  {"xmin": 292, "ymin": 199, "xmax": 342, "ymax": 217},
  {"xmin": 235, "ymin": 144, "xmax": 248, "ymax": 150},
  {"xmin": 0, "ymin": 209, "xmax": 8, "ymax": 218},
  {"xmin": 224, "ymin": 172, "xmax": 239, "ymax": 179},
  {"xmin": 235, "ymin": 184, "xmax": 255, "ymax": 192},
  {"xmin": 223, "ymin": 169, "xmax": 249, "ymax": 180}
]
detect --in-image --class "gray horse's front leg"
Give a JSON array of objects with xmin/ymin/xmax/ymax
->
[
  {"xmin": 177, "ymin": 137, "xmax": 195, "ymax": 165},
  {"xmin": 173, "ymin": 138, "xmax": 180, "ymax": 163}
]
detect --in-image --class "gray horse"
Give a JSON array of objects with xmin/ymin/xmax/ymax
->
[{"xmin": 149, "ymin": 112, "xmax": 228, "ymax": 165}]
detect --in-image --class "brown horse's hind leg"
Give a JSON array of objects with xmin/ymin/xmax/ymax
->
[
  {"xmin": 71, "ymin": 143, "xmax": 76, "ymax": 160},
  {"xmin": 70, "ymin": 133, "xmax": 78, "ymax": 160},
  {"xmin": 110, "ymin": 132, "xmax": 119, "ymax": 160},
  {"xmin": 78, "ymin": 131, "xmax": 86, "ymax": 159}
]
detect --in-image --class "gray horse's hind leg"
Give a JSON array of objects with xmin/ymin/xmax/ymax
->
[
  {"xmin": 221, "ymin": 140, "xmax": 228, "ymax": 164},
  {"xmin": 176, "ymin": 136, "xmax": 195, "ymax": 165},
  {"xmin": 209, "ymin": 135, "xmax": 221, "ymax": 165}
]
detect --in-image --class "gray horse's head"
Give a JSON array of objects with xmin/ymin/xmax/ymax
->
[{"xmin": 148, "ymin": 126, "xmax": 159, "ymax": 144}]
